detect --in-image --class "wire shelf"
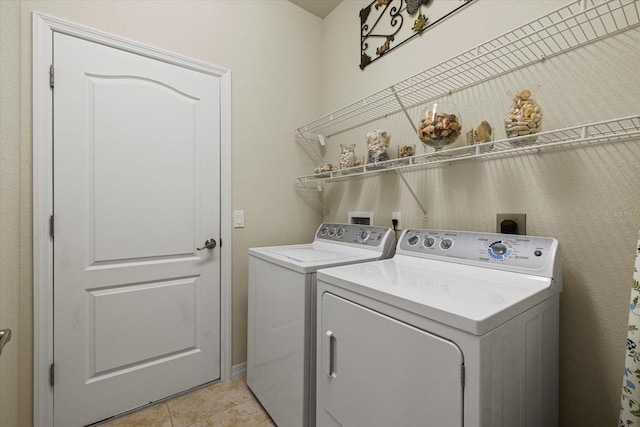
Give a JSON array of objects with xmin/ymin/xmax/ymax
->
[
  {"xmin": 296, "ymin": 115, "xmax": 640, "ymax": 184},
  {"xmin": 295, "ymin": 0, "xmax": 640, "ymax": 139}
]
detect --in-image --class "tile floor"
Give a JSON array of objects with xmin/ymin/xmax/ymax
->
[{"xmin": 97, "ymin": 377, "xmax": 275, "ymax": 427}]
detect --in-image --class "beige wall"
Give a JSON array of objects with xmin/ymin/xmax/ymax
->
[
  {"xmin": 0, "ymin": 1, "xmax": 323, "ymax": 426},
  {"xmin": 3, "ymin": 0, "xmax": 639, "ymax": 426},
  {"xmin": 320, "ymin": 1, "xmax": 640, "ymax": 426}
]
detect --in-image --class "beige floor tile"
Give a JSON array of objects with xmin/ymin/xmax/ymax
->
[
  {"xmin": 168, "ymin": 378, "xmax": 255, "ymax": 427},
  {"xmin": 187, "ymin": 399, "xmax": 275, "ymax": 427},
  {"xmin": 98, "ymin": 402, "xmax": 172, "ymax": 427}
]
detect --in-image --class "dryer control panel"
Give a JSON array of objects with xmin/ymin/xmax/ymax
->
[
  {"xmin": 316, "ymin": 223, "xmax": 392, "ymax": 248},
  {"xmin": 397, "ymin": 229, "xmax": 559, "ymax": 274}
]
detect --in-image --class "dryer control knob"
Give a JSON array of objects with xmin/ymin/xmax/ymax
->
[
  {"xmin": 490, "ymin": 243, "xmax": 508, "ymax": 256},
  {"xmin": 488, "ymin": 240, "xmax": 513, "ymax": 259},
  {"xmin": 440, "ymin": 238, "xmax": 453, "ymax": 250}
]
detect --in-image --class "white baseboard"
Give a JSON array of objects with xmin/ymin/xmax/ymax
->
[{"xmin": 231, "ymin": 362, "xmax": 247, "ymax": 380}]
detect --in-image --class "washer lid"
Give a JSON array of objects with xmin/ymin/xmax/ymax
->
[
  {"xmin": 316, "ymin": 255, "xmax": 559, "ymax": 335},
  {"xmin": 248, "ymin": 223, "xmax": 396, "ymax": 274},
  {"xmin": 249, "ymin": 242, "xmax": 387, "ymax": 274},
  {"xmin": 266, "ymin": 247, "xmax": 350, "ymax": 263}
]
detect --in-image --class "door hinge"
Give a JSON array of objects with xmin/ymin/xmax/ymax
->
[
  {"xmin": 49, "ymin": 363, "xmax": 55, "ymax": 387},
  {"xmin": 49, "ymin": 215, "xmax": 54, "ymax": 239},
  {"xmin": 49, "ymin": 65, "xmax": 54, "ymax": 89}
]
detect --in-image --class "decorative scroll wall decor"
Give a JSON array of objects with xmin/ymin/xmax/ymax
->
[{"xmin": 360, "ymin": 0, "xmax": 473, "ymax": 70}]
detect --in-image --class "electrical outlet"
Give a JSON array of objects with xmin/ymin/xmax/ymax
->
[
  {"xmin": 496, "ymin": 213, "xmax": 526, "ymax": 235},
  {"xmin": 392, "ymin": 211, "xmax": 402, "ymax": 230}
]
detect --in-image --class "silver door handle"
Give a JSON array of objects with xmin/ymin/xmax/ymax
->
[
  {"xmin": 197, "ymin": 239, "xmax": 217, "ymax": 251},
  {"xmin": 327, "ymin": 330, "xmax": 337, "ymax": 379},
  {"xmin": 0, "ymin": 329, "xmax": 11, "ymax": 356}
]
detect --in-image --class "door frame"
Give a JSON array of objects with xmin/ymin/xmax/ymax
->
[{"xmin": 32, "ymin": 12, "xmax": 232, "ymax": 426}]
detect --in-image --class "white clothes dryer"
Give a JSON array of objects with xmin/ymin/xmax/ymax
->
[
  {"xmin": 247, "ymin": 223, "xmax": 396, "ymax": 427},
  {"xmin": 315, "ymin": 229, "xmax": 562, "ymax": 427}
]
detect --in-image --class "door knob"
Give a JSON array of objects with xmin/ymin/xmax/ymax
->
[
  {"xmin": 197, "ymin": 239, "xmax": 217, "ymax": 251},
  {"xmin": 0, "ymin": 329, "xmax": 11, "ymax": 356}
]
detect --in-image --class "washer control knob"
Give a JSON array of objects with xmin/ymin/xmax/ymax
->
[
  {"xmin": 491, "ymin": 243, "xmax": 508, "ymax": 256},
  {"xmin": 319, "ymin": 226, "xmax": 329, "ymax": 236},
  {"xmin": 357, "ymin": 229, "xmax": 371, "ymax": 243},
  {"xmin": 407, "ymin": 235, "xmax": 419, "ymax": 246},
  {"xmin": 423, "ymin": 236, "xmax": 436, "ymax": 248},
  {"xmin": 440, "ymin": 238, "xmax": 453, "ymax": 250},
  {"xmin": 336, "ymin": 228, "xmax": 345, "ymax": 238},
  {"xmin": 328, "ymin": 227, "xmax": 337, "ymax": 237}
]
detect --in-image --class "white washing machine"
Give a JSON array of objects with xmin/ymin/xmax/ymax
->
[
  {"xmin": 247, "ymin": 223, "xmax": 396, "ymax": 427},
  {"xmin": 315, "ymin": 229, "xmax": 562, "ymax": 427}
]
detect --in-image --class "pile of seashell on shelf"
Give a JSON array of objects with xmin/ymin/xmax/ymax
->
[
  {"xmin": 504, "ymin": 89, "xmax": 542, "ymax": 145},
  {"xmin": 398, "ymin": 145, "xmax": 415, "ymax": 157},
  {"xmin": 417, "ymin": 109, "xmax": 461, "ymax": 144},
  {"xmin": 310, "ymin": 89, "xmax": 545, "ymax": 176},
  {"xmin": 337, "ymin": 143, "xmax": 362, "ymax": 171},
  {"xmin": 314, "ymin": 163, "xmax": 335, "ymax": 175},
  {"xmin": 366, "ymin": 129, "xmax": 390, "ymax": 167},
  {"xmin": 466, "ymin": 120, "xmax": 493, "ymax": 152}
]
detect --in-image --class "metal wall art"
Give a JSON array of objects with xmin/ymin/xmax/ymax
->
[{"xmin": 360, "ymin": 0, "xmax": 473, "ymax": 70}]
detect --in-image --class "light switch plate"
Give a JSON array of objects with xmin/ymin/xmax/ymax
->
[{"xmin": 234, "ymin": 210, "xmax": 245, "ymax": 228}]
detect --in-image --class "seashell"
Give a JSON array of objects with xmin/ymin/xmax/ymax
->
[
  {"xmin": 398, "ymin": 145, "xmax": 415, "ymax": 157},
  {"xmin": 406, "ymin": 0, "xmax": 420, "ymax": 15},
  {"xmin": 476, "ymin": 121, "xmax": 492, "ymax": 143},
  {"xmin": 418, "ymin": 104, "xmax": 461, "ymax": 145}
]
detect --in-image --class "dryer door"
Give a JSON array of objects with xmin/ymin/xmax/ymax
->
[{"xmin": 318, "ymin": 293, "xmax": 464, "ymax": 427}]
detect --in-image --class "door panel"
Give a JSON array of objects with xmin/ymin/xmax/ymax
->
[
  {"xmin": 91, "ymin": 277, "xmax": 198, "ymax": 374},
  {"xmin": 53, "ymin": 32, "xmax": 221, "ymax": 426},
  {"xmin": 90, "ymin": 75, "xmax": 197, "ymax": 261},
  {"xmin": 319, "ymin": 292, "xmax": 464, "ymax": 427}
]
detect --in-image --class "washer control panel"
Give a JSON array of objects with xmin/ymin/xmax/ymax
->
[
  {"xmin": 316, "ymin": 223, "xmax": 392, "ymax": 248},
  {"xmin": 398, "ymin": 229, "xmax": 557, "ymax": 270}
]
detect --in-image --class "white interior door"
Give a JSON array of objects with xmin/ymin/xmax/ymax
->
[
  {"xmin": 52, "ymin": 32, "xmax": 221, "ymax": 426},
  {"xmin": 318, "ymin": 293, "xmax": 464, "ymax": 427}
]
